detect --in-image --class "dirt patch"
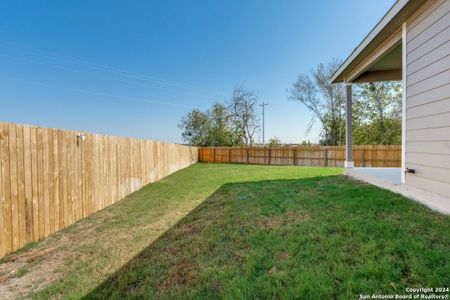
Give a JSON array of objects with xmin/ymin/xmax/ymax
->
[
  {"xmin": 159, "ymin": 260, "xmax": 200, "ymax": 290},
  {"xmin": 286, "ymin": 210, "xmax": 308, "ymax": 223},
  {"xmin": 275, "ymin": 251, "xmax": 291, "ymax": 261},
  {"xmin": 267, "ymin": 265, "xmax": 285, "ymax": 276},
  {"xmin": 0, "ymin": 220, "xmax": 99, "ymax": 299},
  {"xmin": 233, "ymin": 246, "xmax": 251, "ymax": 263},
  {"xmin": 257, "ymin": 210, "xmax": 308, "ymax": 229},
  {"xmin": 256, "ymin": 216, "xmax": 283, "ymax": 229},
  {"xmin": 0, "ymin": 246, "xmax": 66, "ymax": 299},
  {"xmin": 174, "ymin": 222, "xmax": 202, "ymax": 236}
]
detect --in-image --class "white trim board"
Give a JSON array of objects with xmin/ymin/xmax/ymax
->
[{"xmin": 402, "ymin": 21, "xmax": 407, "ymax": 184}]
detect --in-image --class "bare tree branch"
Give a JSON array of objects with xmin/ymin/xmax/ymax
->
[{"xmin": 228, "ymin": 85, "xmax": 260, "ymax": 146}]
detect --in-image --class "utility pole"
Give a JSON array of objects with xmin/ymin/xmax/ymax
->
[{"xmin": 260, "ymin": 102, "xmax": 268, "ymax": 145}]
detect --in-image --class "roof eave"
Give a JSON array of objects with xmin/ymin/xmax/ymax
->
[{"xmin": 331, "ymin": 0, "xmax": 413, "ymax": 84}]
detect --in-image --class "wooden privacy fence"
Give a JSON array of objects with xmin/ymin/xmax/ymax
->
[
  {"xmin": 199, "ymin": 145, "xmax": 401, "ymax": 167},
  {"xmin": 0, "ymin": 122, "xmax": 198, "ymax": 258}
]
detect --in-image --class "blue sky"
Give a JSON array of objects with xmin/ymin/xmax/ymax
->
[{"xmin": 0, "ymin": 0, "xmax": 394, "ymax": 143}]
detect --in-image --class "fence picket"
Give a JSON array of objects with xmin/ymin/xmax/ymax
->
[
  {"xmin": 0, "ymin": 121, "xmax": 198, "ymax": 259},
  {"xmin": 199, "ymin": 145, "xmax": 401, "ymax": 168}
]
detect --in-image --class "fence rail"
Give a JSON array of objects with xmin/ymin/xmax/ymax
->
[
  {"xmin": 0, "ymin": 122, "xmax": 197, "ymax": 258},
  {"xmin": 199, "ymin": 145, "xmax": 401, "ymax": 168}
]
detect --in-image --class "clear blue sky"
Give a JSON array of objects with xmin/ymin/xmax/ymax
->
[{"xmin": 0, "ymin": 0, "xmax": 394, "ymax": 143}]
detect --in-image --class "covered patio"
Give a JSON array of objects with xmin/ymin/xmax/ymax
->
[
  {"xmin": 331, "ymin": 0, "xmax": 450, "ymax": 214},
  {"xmin": 333, "ymin": 13, "xmax": 408, "ymax": 201},
  {"xmin": 331, "ymin": 16, "xmax": 405, "ymax": 177}
]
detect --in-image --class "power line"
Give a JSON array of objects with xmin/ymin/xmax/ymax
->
[
  {"xmin": 260, "ymin": 102, "xmax": 268, "ymax": 145},
  {"xmin": 1, "ymin": 75, "xmax": 192, "ymax": 108},
  {"xmin": 0, "ymin": 41, "xmax": 223, "ymax": 101},
  {"xmin": 0, "ymin": 41, "xmax": 216, "ymax": 94}
]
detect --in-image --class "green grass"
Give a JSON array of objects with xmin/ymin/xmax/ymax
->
[{"xmin": 3, "ymin": 163, "xmax": 449, "ymax": 299}]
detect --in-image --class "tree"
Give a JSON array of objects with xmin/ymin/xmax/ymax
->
[
  {"xmin": 178, "ymin": 103, "xmax": 241, "ymax": 146},
  {"xmin": 208, "ymin": 103, "xmax": 242, "ymax": 146},
  {"xmin": 178, "ymin": 109, "xmax": 211, "ymax": 146},
  {"xmin": 300, "ymin": 140, "xmax": 314, "ymax": 146},
  {"xmin": 353, "ymin": 81, "xmax": 402, "ymax": 145},
  {"xmin": 289, "ymin": 58, "xmax": 402, "ymax": 146},
  {"xmin": 228, "ymin": 86, "xmax": 260, "ymax": 146},
  {"xmin": 288, "ymin": 58, "xmax": 345, "ymax": 146},
  {"xmin": 268, "ymin": 137, "xmax": 281, "ymax": 147}
]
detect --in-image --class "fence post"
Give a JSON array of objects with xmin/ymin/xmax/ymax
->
[
  {"xmin": 246, "ymin": 148, "xmax": 249, "ymax": 164},
  {"xmin": 213, "ymin": 148, "xmax": 216, "ymax": 163},
  {"xmin": 228, "ymin": 148, "xmax": 231, "ymax": 163},
  {"xmin": 268, "ymin": 148, "xmax": 271, "ymax": 165},
  {"xmin": 324, "ymin": 148, "xmax": 328, "ymax": 167},
  {"xmin": 362, "ymin": 147, "xmax": 366, "ymax": 167},
  {"xmin": 292, "ymin": 149, "xmax": 295, "ymax": 165}
]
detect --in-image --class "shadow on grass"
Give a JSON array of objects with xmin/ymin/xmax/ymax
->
[{"xmin": 83, "ymin": 175, "xmax": 450, "ymax": 299}]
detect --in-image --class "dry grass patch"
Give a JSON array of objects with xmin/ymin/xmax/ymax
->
[{"xmin": 0, "ymin": 245, "xmax": 65, "ymax": 299}]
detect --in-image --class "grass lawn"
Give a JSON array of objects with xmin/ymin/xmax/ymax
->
[{"xmin": 1, "ymin": 163, "xmax": 449, "ymax": 299}]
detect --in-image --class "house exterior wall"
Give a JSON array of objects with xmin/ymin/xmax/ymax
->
[{"xmin": 405, "ymin": 0, "xmax": 450, "ymax": 197}]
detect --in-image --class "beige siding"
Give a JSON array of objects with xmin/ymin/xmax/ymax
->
[
  {"xmin": 407, "ymin": 111, "xmax": 450, "ymax": 130},
  {"xmin": 407, "ymin": 27, "xmax": 449, "ymax": 64},
  {"xmin": 406, "ymin": 126, "xmax": 450, "ymax": 141},
  {"xmin": 405, "ymin": 0, "xmax": 450, "ymax": 197},
  {"xmin": 407, "ymin": 54, "xmax": 450, "ymax": 85},
  {"xmin": 408, "ymin": 97, "xmax": 450, "ymax": 118},
  {"xmin": 406, "ymin": 69, "xmax": 450, "ymax": 97},
  {"xmin": 407, "ymin": 83, "xmax": 450, "ymax": 107},
  {"xmin": 407, "ymin": 175, "xmax": 450, "ymax": 198},
  {"xmin": 407, "ymin": 163, "xmax": 450, "ymax": 185},
  {"xmin": 407, "ymin": 141, "xmax": 450, "ymax": 154}
]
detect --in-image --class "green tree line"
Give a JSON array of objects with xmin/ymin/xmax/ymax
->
[
  {"xmin": 178, "ymin": 86, "xmax": 259, "ymax": 147},
  {"xmin": 288, "ymin": 59, "xmax": 401, "ymax": 145},
  {"xmin": 179, "ymin": 59, "xmax": 402, "ymax": 147}
]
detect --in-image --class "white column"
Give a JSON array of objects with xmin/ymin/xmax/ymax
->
[
  {"xmin": 345, "ymin": 83, "xmax": 354, "ymax": 168},
  {"xmin": 401, "ymin": 22, "xmax": 407, "ymax": 183}
]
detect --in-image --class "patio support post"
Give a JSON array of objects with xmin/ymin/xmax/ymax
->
[
  {"xmin": 345, "ymin": 83, "xmax": 354, "ymax": 168},
  {"xmin": 401, "ymin": 21, "xmax": 407, "ymax": 183}
]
